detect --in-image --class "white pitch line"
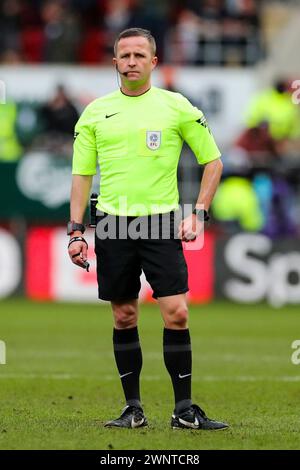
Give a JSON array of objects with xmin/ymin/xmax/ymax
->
[
  {"xmin": 5, "ymin": 352, "xmax": 290, "ymax": 363},
  {"xmin": 0, "ymin": 374, "xmax": 299, "ymax": 382}
]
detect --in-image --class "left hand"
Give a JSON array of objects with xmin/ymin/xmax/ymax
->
[{"xmin": 178, "ymin": 214, "xmax": 204, "ymax": 242}]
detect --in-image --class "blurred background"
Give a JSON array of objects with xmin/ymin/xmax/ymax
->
[{"xmin": 1, "ymin": 0, "xmax": 300, "ymax": 307}]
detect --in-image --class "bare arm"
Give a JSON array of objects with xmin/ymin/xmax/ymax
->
[
  {"xmin": 70, "ymin": 174, "xmax": 93, "ymax": 223},
  {"xmin": 179, "ymin": 158, "xmax": 223, "ymax": 241},
  {"xmin": 194, "ymin": 158, "xmax": 223, "ymax": 211},
  {"xmin": 68, "ymin": 174, "xmax": 93, "ymax": 268}
]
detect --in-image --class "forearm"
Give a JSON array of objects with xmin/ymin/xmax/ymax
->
[
  {"xmin": 70, "ymin": 174, "xmax": 93, "ymax": 223},
  {"xmin": 195, "ymin": 158, "xmax": 223, "ymax": 210}
]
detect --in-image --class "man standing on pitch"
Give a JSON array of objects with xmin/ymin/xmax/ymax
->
[{"xmin": 68, "ymin": 28, "xmax": 228, "ymax": 430}]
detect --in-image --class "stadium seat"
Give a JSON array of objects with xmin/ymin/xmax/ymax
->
[
  {"xmin": 21, "ymin": 28, "xmax": 45, "ymax": 63},
  {"xmin": 78, "ymin": 29, "xmax": 105, "ymax": 64}
]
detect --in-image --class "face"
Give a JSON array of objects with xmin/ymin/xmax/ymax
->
[{"xmin": 113, "ymin": 36, "xmax": 157, "ymax": 86}]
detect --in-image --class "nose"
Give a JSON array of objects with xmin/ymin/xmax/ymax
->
[{"xmin": 128, "ymin": 54, "xmax": 136, "ymax": 67}]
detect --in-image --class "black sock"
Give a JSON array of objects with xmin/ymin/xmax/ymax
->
[
  {"xmin": 113, "ymin": 327, "xmax": 142, "ymax": 408},
  {"xmin": 163, "ymin": 328, "xmax": 192, "ymax": 414}
]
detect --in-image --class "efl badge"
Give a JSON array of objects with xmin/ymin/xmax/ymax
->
[{"xmin": 146, "ymin": 131, "xmax": 161, "ymax": 150}]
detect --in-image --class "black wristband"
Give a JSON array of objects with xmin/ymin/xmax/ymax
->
[
  {"xmin": 68, "ymin": 236, "xmax": 88, "ymax": 249},
  {"xmin": 192, "ymin": 208, "xmax": 210, "ymax": 222},
  {"xmin": 67, "ymin": 221, "xmax": 85, "ymax": 236}
]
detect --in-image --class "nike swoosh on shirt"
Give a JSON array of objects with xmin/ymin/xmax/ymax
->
[
  {"xmin": 178, "ymin": 373, "xmax": 192, "ymax": 379},
  {"xmin": 119, "ymin": 371, "xmax": 133, "ymax": 379},
  {"xmin": 105, "ymin": 112, "xmax": 120, "ymax": 119}
]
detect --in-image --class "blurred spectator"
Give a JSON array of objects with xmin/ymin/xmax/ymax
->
[
  {"xmin": 15, "ymin": 101, "xmax": 44, "ymax": 147},
  {"xmin": 0, "ymin": 0, "xmax": 263, "ymax": 65},
  {"xmin": 101, "ymin": 0, "xmax": 134, "ymax": 60},
  {"xmin": 233, "ymin": 122, "xmax": 279, "ymax": 167},
  {"xmin": 101, "ymin": 0, "xmax": 169, "ymax": 62},
  {"xmin": 0, "ymin": 49, "xmax": 23, "ymax": 64},
  {"xmin": 41, "ymin": 0, "xmax": 81, "ymax": 63},
  {"xmin": 0, "ymin": 0, "xmax": 23, "ymax": 61},
  {"xmin": 259, "ymin": 174, "xmax": 298, "ymax": 238},
  {"xmin": 245, "ymin": 80, "xmax": 300, "ymax": 141},
  {"xmin": 41, "ymin": 84, "xmax": 79, "ymax": 135},
  {"xmin": 0, "ymin": 101, "xmax": 23, "ymax": 161},
  {"xmin": 129, "ymin": 1, "xmax": 169, "ymax": 60},
  {"xmin": 252, "ymin": 173, "xmax": 273, "ymax": 228},
  {"xmin": 166, "ymin": 9, "xmax": 201, "ymax": 64},
  {"xmin": 104, "ymin": 0, "xmax": 132, "ymax": 33},
  {"xmin": 181, "ymin": 0, "xmax": 261, "ymax": 65},
  {"xmin": 212, "ymin": 176, "xmax": 264, "ymax": 232}
]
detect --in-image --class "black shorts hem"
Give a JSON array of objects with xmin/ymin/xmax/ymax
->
[
  {"xmin": 98, "ymin": 292, "xmax": 139, "ymax": 302},
  {"xmin": 152, "ymin": 287, "xmax": 189, "ymax": 299}
]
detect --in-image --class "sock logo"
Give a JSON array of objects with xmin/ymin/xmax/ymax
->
[
  {"xmin": 119, "ymin": 371, "xmax": 133, "ymax": 379},
  {"xmin": 178, "ymin": 373, "xmax": 191, "ymax": 379}
]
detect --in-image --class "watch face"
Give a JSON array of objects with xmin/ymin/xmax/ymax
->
[
  {"xmin": 67, "ymin": 222, "xmax": 85, "ymax": 235},
  {"xmin": 193, "ymin": 209, "xmax": 209, "ymax": 221}
]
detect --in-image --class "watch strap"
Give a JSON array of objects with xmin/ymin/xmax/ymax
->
[
  {"xmin": 192, "ymin": 208, "xmax": 210, "ymax": 222},
  {"xmin": 67, "ymin": 221, "xmax": 85, "ymax": 235}
]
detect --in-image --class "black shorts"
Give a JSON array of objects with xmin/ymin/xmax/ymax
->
[{"xmin": 94, "ymin": 212, "xmax": 188, "ymax": 301}]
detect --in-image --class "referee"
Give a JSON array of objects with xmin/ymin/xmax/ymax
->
[{"xmin": 68, "ymin": 28, "xmax": 228, "ymax": 430}]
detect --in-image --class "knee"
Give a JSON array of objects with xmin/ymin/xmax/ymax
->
[
  {"xmin": 112, "ymin": 303, "xmax": 138, "ymax": 329},
  {"xmin": 165, "ymin": 305, "xmax": 189, "ymax": 329}
]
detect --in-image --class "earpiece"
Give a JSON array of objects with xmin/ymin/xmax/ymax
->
[{"xmin": 115, "ymin": 64, "xmax": 128, "ymax": 76}]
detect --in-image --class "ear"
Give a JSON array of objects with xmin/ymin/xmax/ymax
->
[
  {"xmin": 151, "ymin": 56, "xmax": 158, "ymax": 70},
  {"xmin": 112, "ymin": 57, "xmax": 117, "ymax": 66}
]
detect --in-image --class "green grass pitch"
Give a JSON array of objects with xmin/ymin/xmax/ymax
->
[{"xmin": 0, "ymin": 298, "xmax": 300, "ymax": 450}]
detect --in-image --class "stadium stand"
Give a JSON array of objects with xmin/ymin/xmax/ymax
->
[{"xmin": 1, "ymin": 0, "xmax": 300, "ymax": 238}]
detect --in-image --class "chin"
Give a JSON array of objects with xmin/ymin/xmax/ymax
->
[{"xmin": 127, "ymin": 75, "xmax": 140, "ymax": 80}]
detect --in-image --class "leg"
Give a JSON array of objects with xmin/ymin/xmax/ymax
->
[
  {"xmin": 158, "ymin": 293, "xmax": 189, "ymax": 330},
  {"xmin": 158, "ymin": 294, "xmax": 228, "ymax": 430},
  {"xmin": 157, "ymin": 294, "xmax": 192, "ymax": 414},
  {"xmin": 105, "ymin": 299, "xmax": 147, "ymax": 428},
  {"xmin": 111, "ymin": 299, "xmax": 142, "ymax": 406},
  {"xmin": 95, "ymin": 216, "xmax": 146, "ymax": 427},
  {"xmin": 138, "ymin": 223, "xmax": 191, "ymax": 415},
  {"xmin": 111, "ymin": 298, "xmax": 139, "ymax": 329}
]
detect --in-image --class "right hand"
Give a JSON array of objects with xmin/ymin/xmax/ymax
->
[{"xmin": 68, "ymin": 233, "xmax": 88, "ymax": 269}]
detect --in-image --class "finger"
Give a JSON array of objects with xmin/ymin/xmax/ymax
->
[
  {"xmin": 68, "ymin": 242, "xmax": 86, "ymax": 259},
  {"xmin": 184, "ymin": 232, "xmax": 197, "ymax": 241},
  {"xmin": 180, "ymin": 221, "xmax": 193, "ymax": 239},
  {"xmin": 81, "ymin": 244, "xmax": 88, "ymax": 262},
  {"xmin": 74, "ymin": 255, "xmax": 87, "ymax": 268},
  {"xmin": 180, "ymin": 224, "xmax": 189, "ymax": 238},
  {"xmin": 177, "ymin": 221, "xmax": 183, "ymax": 238},
  {"xmin": 68, "ymin": 244, "xmax": 86, "ymax": 267},
  {"xmin": 178, "ymin": 224, "xmax": 184, "ymax": 239},
  {"xmin": 71, "ymin": 253, "xmax": 84, "ymax": 266}
]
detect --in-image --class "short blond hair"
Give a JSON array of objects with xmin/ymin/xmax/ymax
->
[{"xmin": 114, "ymin": 28, "xmax": 156, "ymax": 56}]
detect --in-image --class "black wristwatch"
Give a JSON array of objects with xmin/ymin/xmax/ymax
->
[
  {"xmin": 67, "ymin": 221, "xmax": 85, "ymax": 235},
  {"xmin": 192, "ymin": 208, "xmax": 210, "ymax": 222}
]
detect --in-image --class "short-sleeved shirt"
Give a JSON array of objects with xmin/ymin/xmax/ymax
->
[{"xmin": 73, "ymin": 86, "xmax": 221, "ymax": 216}]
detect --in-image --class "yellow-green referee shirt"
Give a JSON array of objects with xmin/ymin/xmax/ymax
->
[{"xmin": 72, "ymin": 86, "xmax": 221, "ymax": 216}]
